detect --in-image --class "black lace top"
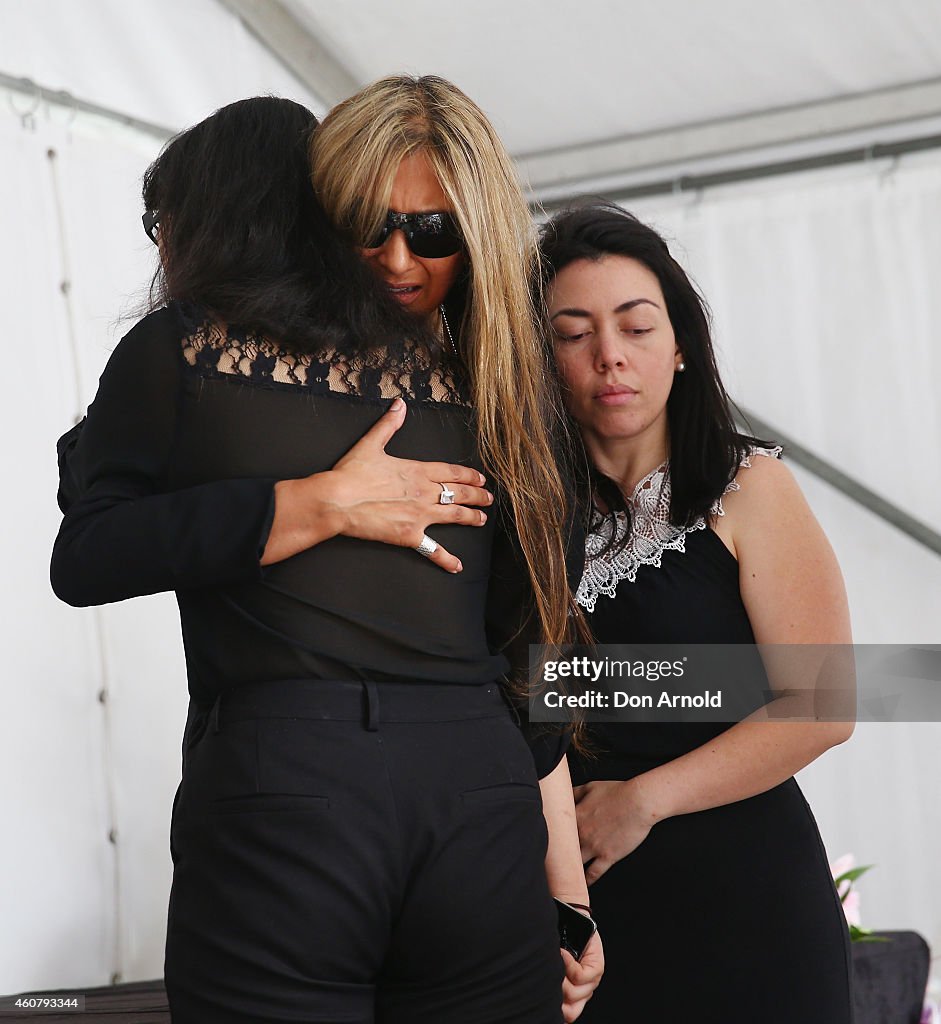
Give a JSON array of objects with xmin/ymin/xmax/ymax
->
[{"xmin": 52, "ymin": 304, "xmax": 564, "ymax": 769}]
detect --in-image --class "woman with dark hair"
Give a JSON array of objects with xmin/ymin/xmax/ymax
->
[
  {"xmin": 51, "ymin": 95, "xmax": 598, "ymax": 1023},
  {"xmin": 138, "ymin": 96, "xmax": 426, "ymax": 355},
  {"xmin": 539, "ymin": 203, "xmax": 855, "ymax": 1022}
]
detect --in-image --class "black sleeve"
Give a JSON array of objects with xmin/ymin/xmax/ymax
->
[
  {"xmin": 486, "ymin": 491, "xmax": 586, "ymax": 779},
  {"xmin": 56, "ymin": 418, "xmax": 85, "ymax": 514},
  {"xmin": 50, "ymin": 307, "xmax": 277, "ymax": 607}
]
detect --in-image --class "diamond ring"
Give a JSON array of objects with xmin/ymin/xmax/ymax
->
[{"xmin": 438, "ymin": 483, "xmax": 456, "ymax": 505}]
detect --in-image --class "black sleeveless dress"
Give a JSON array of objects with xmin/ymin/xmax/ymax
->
[{"xmin": 569, "ymin": 455, "xmax": 854, "ymax": 1024}]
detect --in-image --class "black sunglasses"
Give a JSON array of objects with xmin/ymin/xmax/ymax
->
[
  {"xmin": 363, "ymin": 210, "xmax": 463, "ymax": 259},
  {"xmin": 142, "ymin": 210, "xmax": 160, "ymax": 244}
]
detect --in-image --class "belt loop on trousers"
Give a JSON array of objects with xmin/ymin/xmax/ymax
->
[
  {"xmin": 209, "ymin": 692, "xmax": 223, "ymax": 734},
  {"xmin": 363, "ymin": 680, "xmax": 380, "ymax": 732}
]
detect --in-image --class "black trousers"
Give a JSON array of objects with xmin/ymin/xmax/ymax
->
[{"xmin": 165, "ymin": 679, "xmax": 564, "ymax": 1023}]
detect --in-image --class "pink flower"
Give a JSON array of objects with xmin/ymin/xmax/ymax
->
[
  {"xmin": 830, "ymin": 853, "xmax": 855, "ymax": 893},
  {"xmin": 830, "ymin": 853, "xmax": 863, "ymax": 927},
  {"xmin": 841, "ymin": 889, "xmax": 862, "ymax": 927}
]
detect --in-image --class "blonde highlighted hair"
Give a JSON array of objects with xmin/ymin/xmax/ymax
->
[{"xmin": 311, "ymin": 75, "xmax": 582, "ymax": 657}]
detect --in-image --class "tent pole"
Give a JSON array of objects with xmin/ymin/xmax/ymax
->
[
  {"xmin": 0, "ymin": 72, "xmax": 174, "ymax": 141},
  {"xmin": 735, "ymin": 409, "xmax": 941, "ymax": 558}
]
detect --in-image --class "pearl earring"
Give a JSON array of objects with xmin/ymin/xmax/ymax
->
[{"xmin": 676, "ymin": 360, "xmax": 686, "ymax": 372}]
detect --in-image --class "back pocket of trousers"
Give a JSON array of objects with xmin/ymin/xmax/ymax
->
[
  {"xmin": 209, "ymin": 794, "xmax": 330, "ymax": 814},
  {"xmin": 461, "ymin": 782, "xmax": 540, "ymax": 806}
]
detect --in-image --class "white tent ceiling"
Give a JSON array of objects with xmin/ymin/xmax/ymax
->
[
  {"xmin": 2, "ymin": 0, "xmax": 323, "ymax": 137},
  {"xmin": 7, "ymin": 0, "xmax": 941, "ymax": 198},
  {"xmin": 278, "ymin": 0, "xmax": 941, "ymax": 148},
  {"xmin": 244, "ymin": 0, "xmax": 941, "ymax": 198}
]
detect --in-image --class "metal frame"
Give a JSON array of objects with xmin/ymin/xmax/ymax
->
[
  {"xmin": 0, "ymin": 71, "xmax": 173, "ymax": 141},
  {"xmin": 536, "ymin": 130, "xmax": 941, "ymax": 212},
  {"xmin": 737, "ymin": 409, "xmax": 941, "ymax": 558},
  {"xmin": 518, "ymin": 78, "xmax": 941, "ymax": 203},
  {"xmin": 215, "ymin": 0, "xmax": 358, "ymax": 108}
]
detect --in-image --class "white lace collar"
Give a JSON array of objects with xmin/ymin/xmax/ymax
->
[{"xmin": 574, "ymin": 446, "xmax": 782, "ymax": 613}]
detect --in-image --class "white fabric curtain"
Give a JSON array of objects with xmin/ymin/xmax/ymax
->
[
  {"xmin": 0, "ymin": 102, "xmax": 189, "ymax": 992},
  {"xmin": 1, "ymin": 0, "xmax": 327, "ymax": 130},
  {"xmin": 0, "ymin": 106, "xmax": 116, "ymax": 993},
  {"xmin": 630, "ymin": 154, "xmax": 941, "ymax": 537},
  {"xmin": 2, "ymin": 0, "xmax": 325, "ymax": 990}
]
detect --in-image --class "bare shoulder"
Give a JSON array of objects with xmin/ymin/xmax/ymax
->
[
  {"xmin": 722, "ymin": 450, "xmax": 850, "ymax": 645},
  {"xmin": 723, "ymin": 451, "xmax": 805, "ymax": 518},
  {"xmin": 711, "ymin": 451, "xmax": 810, "ymax": 556}
]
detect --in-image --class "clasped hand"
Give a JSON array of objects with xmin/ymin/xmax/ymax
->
[
  {"xmin": 574, "ymin": 779, "xmax": 659, "ymax": 886},
  {"xmin": 562, "ymin": 930, "xmax": 604, "ymax": 1022}
]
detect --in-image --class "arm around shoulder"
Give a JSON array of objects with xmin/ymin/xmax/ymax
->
[{"xmin": 51, "ymin": 308, "xmax": 278, "ymax": 606}]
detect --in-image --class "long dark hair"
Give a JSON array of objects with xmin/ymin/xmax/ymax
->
[
  {"xmin": 539, "ymin": 202, "xmax": 771, "ymax": 539},
  {"xmin": 142, "ymin": 96, "xmax": 431, "ymax": 354}
]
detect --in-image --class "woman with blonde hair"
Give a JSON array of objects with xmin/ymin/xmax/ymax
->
[
  {"xmin": 311, "ymin": 75, "xmax": 603, "ymax": 1020},
  {"xmin": 311, "ymin": 75, "xmax": 572, "ymax": 661}
]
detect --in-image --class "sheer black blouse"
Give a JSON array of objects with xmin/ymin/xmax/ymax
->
[{"xmin": 52, "ymin": 304, "xmax": 570, "ymax": 773}]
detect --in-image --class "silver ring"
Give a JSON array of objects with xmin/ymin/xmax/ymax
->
[
  {"xmin": 415, "ymin": 534, "xmax": 438, "ymax": 558},
  {"xmin": 438, "ymin": 483, "xmax": 456, "ymax": 505}
]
